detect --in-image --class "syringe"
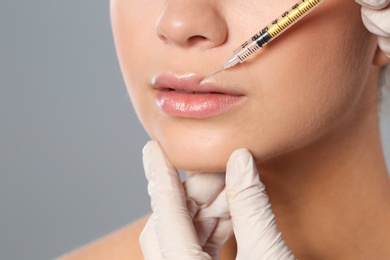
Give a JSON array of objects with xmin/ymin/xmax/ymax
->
[{"xmin": 202, "ymin": 0, "xmax": 324, "ymax": 83}]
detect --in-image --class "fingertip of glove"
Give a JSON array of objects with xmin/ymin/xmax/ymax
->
[
  {"xmin": 142, "ymin": 140, "xmax": 177, "ymax": 182},
  {"xmin": 228, "ymin": 148, "xmax": 252, "ymax": 163},
  {"xmin": 227, "ymin": 149, "xmax": 251, "ymax": 174},
  {"xmin": 226, "ymin": 148, "xmax": 257, "ymax": 188},
  {"xmin": 355, "ymin": 0, "xmax": 389, "ymax": 9},
  {"xmin": 142, "ymin": 140, "xmax": 159, "ymax": 155},
  {"xmin": 142, "ymin": 140, "xmax": 163, "ymax": 181}
]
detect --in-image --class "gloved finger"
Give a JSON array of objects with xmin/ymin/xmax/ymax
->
[
  {"xmin": 361, "ymin": 7, "xmax": 390, "ymax": 37},
  {"xmin": 186, "ymin": 198, "xmax": 220, "ymax": 253},
  {"xmin": 183, "ymin": 172, "xmax": 233, "ymax": 258},
  {"xmin": 225, "ymin": 149, "xmax": 295, "ymax": 260},
  {"xmin": 195, "ymin": 187, "xmax": 229, "ymax": 220},
  {"xmin": 183, "ymin": 172, "xmax": 226, "ymax": 209},
  {"xmin": 193, "ymin": 218, "xmax": 218, "ymax": 246},
  {"xmin": 202, "ymin": 218, "xmax": 233, "ymax": 259},
  {"xmin": 355, "ymin": 0, "xmax": 390, "ymax": 9},
  {"xmin": 142, "ymin": 141, "xmax": 211, "ymax": 260},
  {"xmin": 184, "ymin": 172, "xmax": 226, "ymax": 246},
  {"xmin": 139, "ymin": 215, "xmax": 163, "ymax": 260},
  {"xmin": 183, "ymin": 172, "xmax": 226, "ymax": 221},
  {"xmin": 379, "ymin": 35, "xmax": 390, "ymax": 57},
  {"xmin": 194, "ymin": 188, "xmax": 233, "ymax": 254}
]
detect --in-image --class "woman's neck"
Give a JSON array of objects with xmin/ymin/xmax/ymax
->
[{"xmin": 258, "ymin": 86, "xmax": 390, "ymax": 259}]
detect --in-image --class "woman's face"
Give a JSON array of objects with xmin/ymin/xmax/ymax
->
[{"xmin": 111, "ymin": 0, "xmax": 378, "ymax": 172}]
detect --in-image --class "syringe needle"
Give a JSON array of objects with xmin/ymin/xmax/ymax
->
[
  {"xmin": 200, "ymin": 67, "xmax": 223, "ymax": 84},
  {"xmin": 200, "ymin": 0, "xmax": 324, "ymax": 85}
]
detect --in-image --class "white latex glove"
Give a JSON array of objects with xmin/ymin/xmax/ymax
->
[
  {"xmin": 141, "ymin": 141, "xmax": 295, "ymax": 259},
  {"xmin": 355, "ymin": 0, "xmax": 390, "ymax": 57},
  {"xmin": 225, "ymin": 149, "xmax": 295, "ymax": 260},
  {"xmin": 140, "ymin": 141, "xmax": 232, "ymax": 260}
]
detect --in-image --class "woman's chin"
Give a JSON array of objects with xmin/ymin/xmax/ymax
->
[
  {"xmin": 169, "ymin": 151, "xmax": 229, "ymax": 173},
  {"xmin": 159, "ymin": 142, "xmax": 237, "ymax": 173}
]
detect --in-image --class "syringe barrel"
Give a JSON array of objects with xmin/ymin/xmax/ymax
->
[{"xmin": 231, "ymin": 0, "xmax": 324, "ymax": 65}]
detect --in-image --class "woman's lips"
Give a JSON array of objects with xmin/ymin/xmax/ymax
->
[{"xmin": 152, "ymin": 74, "xmax": 245, "ymax": 118}]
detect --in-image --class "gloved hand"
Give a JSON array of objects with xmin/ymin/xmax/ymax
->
[
  {"xmin": 224, "ymin": 149, "xmax": 295, "ymax": 260},
  {"xmin": 355, "ymin": 0, "xmax": 390, "ymax": 57},
  {"xmin": 140, "ymin": 141, "xmax": 232, "ymax": 260},
  {"xmin": 140, "ymin": 141, "xmax": 295, "ymax": 259}
]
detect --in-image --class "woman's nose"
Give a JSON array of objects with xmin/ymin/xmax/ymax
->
[{"xmin": 155, "ymin": 1, "xmax": 228, "ymax": 49}]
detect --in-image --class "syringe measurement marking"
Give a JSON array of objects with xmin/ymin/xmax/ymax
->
[
  {"xmin": 242, "ymin": 45, "xmax": 259, "ymax": 60},
  {"xmin": 270, "ymin": 10, "xmax": 301, "ymax": 35},
  {"xmin": 209, "ymin": 0, "xmax": 323, "ymax": 73},
  {"xmin": 267, "ymin": 0, "xmax": 320, "ymax": 37}
]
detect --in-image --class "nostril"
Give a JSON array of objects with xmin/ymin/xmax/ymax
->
[
  {"xmin": 187, "ymin": 35, "xmax": 209, "ymax": 46},
  {"xmin": 189, "ymin": 35, "xmax": 207, "ymax": 40},
  {"xmin": 160, "ymin": 35, "xmax": 167, "ymax": 41}
]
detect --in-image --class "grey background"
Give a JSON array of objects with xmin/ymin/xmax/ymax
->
[{"xmin": 0, "ymin": 1, "xmax": 389, "ymax": 260}]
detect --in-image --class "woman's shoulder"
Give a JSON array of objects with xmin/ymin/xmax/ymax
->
[
  {"xmin": 56, "ymin": 215, "xmax": 237, "ymax": 259},
  {"xmin": 57, "ymin": 216, "xmax": 148, "ymax": 260}
]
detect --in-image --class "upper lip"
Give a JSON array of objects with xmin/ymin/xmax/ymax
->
[{"xmin": 152, "ymin": 73, "xmax": 242, "ymax": 96}]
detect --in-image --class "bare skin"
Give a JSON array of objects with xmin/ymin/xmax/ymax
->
[
  {"xmin": 256, "ymin": 65, "xmax": 390, "ymax": 259},
  {"xmin": 59, "ymin": 67, "xmax": 390, "ymax": 259},
  {"xmin": 57, "ymin": 216, "xmax": 237, "ymax": 259},
  {"xmin": 60, "ymin": 0, "xmax": 390, "ymax": 258}
]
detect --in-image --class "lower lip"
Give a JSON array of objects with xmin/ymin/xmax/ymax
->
[{"xmin": 155, "ymin": 90, "xmax": 244, "ymax": 118}]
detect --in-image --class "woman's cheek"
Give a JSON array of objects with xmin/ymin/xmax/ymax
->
[{"xmin": 113, "ymin": 0, "xmax": 377, "ymax": 172}]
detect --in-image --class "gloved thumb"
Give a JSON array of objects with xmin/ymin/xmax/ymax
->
[{"xmin": 225, "ymin": 149, "xmax": 295, "ymax": 260}]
